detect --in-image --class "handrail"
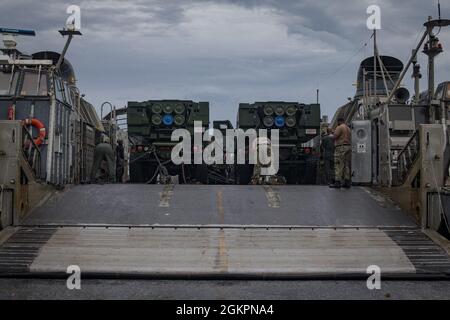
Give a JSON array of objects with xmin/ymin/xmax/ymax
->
[
  {"xmin": 395, "ymin": 129, "xmax": 420, "ymax": 185},
  {"xmin": 21, "ymin": 125, "xmax": 41, "ymax": 178}
]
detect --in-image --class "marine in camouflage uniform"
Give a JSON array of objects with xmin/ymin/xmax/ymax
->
[
  {"xmin": 250, "ymin": 138, "xmax": 285, "ymax": 185},
  {"xmin": 91, "ymin": 136, "xmax": 116, "ymax": 183},
  {"xmin": 330, "ymin": 117, "xmax": 351, "ymax": 189},
  {"xmin": 334, "ymin": 145, "xmax": 351, "ymax": 184}
]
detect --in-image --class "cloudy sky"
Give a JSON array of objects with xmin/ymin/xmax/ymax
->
[{"xmin": 1, "ymin": 0, "xmax": 449, "ymax": 122}]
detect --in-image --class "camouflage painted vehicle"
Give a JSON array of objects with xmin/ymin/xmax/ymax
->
[
  {"xmin": 127, "ymin": 99, "xmax": 209, "ymax": 183},
  {"xmin": 236, "ymin": 101, "xmax": 321, "ymax": 184}
]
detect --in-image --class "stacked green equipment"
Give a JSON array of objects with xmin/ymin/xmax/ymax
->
[
  {"xmin": 127, "ymin": 100, "xmax": 209, "ymax": 183},
  {"xmin": 236, "ymin": 101, "xmax": 321, "ymax": 184}
]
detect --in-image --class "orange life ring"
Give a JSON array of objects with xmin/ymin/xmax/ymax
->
[{"xmin": 23, "ymin": 118, "xmax": 46, "ymax": 146}]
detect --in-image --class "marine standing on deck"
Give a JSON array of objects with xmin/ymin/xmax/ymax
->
[
  {"xmin": 330, "ymin": 118, "xmax": 351, "ymax": 189},
  {"xmin": 321, "ymin": 128, "xmax": 335, "ymax": 185},
  {"xmin": 90, "ymin": 136, "xmax": 116, "ymax": 183}
]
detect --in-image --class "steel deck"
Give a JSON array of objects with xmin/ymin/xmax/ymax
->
[
  {"xmin": 23, "ymin": 184, "xmax": 415, "ymax": 226},
  {"xmin": 0, "ymin": 184, "xmax": 448, "ymax": 278},
  {"xmin": 0, "ymin": 226, "xmax": 449, "ymax": 278}
]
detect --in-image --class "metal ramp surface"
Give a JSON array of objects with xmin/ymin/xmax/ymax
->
[
  {"xmin": 1, "ymin": 184, "xmax": 448, "ymax": 278},
  {"xmin": 0, "ymin": 226, "xmax": 449, "ymax": 278},
  {"xmin": 22, "ymin": 184, "xmax": 415, "ymax": 226}
]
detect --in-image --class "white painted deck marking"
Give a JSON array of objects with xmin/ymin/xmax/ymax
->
[
  {"xmin": 263, "ymin": 185, "xmax": 281, "ymax": 208},
  {"xmin": 158, "ymin": 184, "xmax": 175, "ymax": 207}
]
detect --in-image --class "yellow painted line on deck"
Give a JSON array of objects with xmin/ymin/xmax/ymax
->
[{"xmin": 215, "ymin": 190, "xmax": 229, "ymax": 272}]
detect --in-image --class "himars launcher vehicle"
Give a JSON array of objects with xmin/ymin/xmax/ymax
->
[
  {"xmin": 236, "ymin": 101, "xmax": 321, "ymax": 184},
  {"xmin": 128, "ymin": 100, "xmax": 321, "ymax": 185},
  {"xmin": 127, "ymin": 99, "xmax": 209, "ymax": 183}
]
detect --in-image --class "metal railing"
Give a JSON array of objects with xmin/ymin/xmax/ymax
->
[
  {"xmin": 395, "ymin": 129, "xmax": 420, "ymax": 185},
  {"xmin": 22, "ymin": 125, "xmax": 41, "ymax": 178}
]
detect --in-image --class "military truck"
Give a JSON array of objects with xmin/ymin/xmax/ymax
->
[
  {"xmin": 127, "ymin": 99, "xmax": 209, "ymax": 183},
  {"xmin": 236, "ymin": 101, "xmax": 321, "ymax": 184}
]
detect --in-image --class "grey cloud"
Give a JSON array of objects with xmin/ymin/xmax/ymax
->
[{"xmin": 1, "ymin": 0, "xmax": 449, "ymax": 122}]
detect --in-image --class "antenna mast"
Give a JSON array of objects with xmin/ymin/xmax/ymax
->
[
  {"xmin": 56, "ymin": 29, "xmax": 82, "ymax": 70},
  {"xmin": 373, "ymin": 29, "xmax": 377, "ymax": 101}
]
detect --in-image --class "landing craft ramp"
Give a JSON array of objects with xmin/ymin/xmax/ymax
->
[
  {"xmin": 23, "ymin": 185, "xmax": 413, "ymax": 226},
  {"xmin": 1, "ymin": 185, "xmax": 449, "ymax": 278}
]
